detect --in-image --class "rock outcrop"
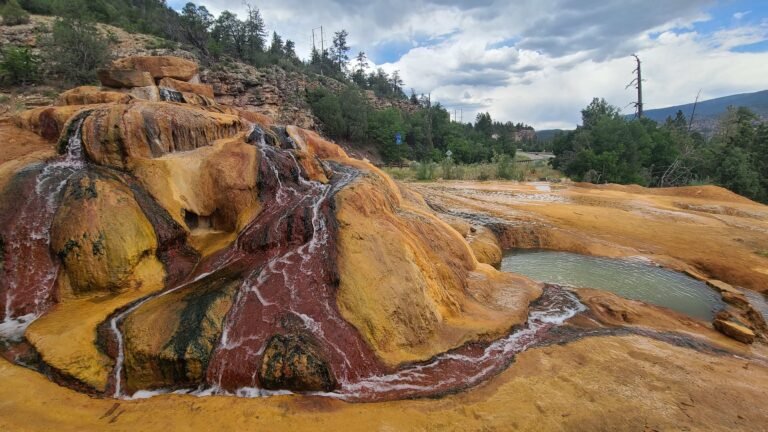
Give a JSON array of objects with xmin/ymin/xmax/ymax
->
[{"xmin": 0, "ymin": 56, "xmax": 542, "ymax": 400}]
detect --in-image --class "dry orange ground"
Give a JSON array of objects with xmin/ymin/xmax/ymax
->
[
  {"xmin": 1, "ymin": 334, "xmax": 768, "ymax": 432},
  {"xmin": 412, "ymin": 181, "xmax": 768, "ymax": 293}
]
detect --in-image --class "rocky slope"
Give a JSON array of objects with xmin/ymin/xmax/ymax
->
[{"xmin": 0, "ymin": 15, "xmax": 417, "ymax": 154}]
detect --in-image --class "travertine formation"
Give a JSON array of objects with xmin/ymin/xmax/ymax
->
[
  {"xmin": 1, "ymin": 56, "xmax": 768, "ymax": 430},
  {"xmin": 0, "ymin": 56, "xmax": 540, "ymax": 399}
]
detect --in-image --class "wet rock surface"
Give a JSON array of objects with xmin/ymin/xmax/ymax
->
[
  {"xmin": 259, "ymin": 333, "xmax": 336, "ymax": 392},
  {"xmin": 0, "ymin": 56, "xmax": 543, "ymax": 403}
]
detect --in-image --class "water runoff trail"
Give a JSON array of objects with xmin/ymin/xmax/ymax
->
[
  {"xmin": 0, "ymin": 122, "xmax": 590, "ymax": 402},
  {"xmin": 106, "ymin": 126, "xmax": 589, "ymax": 402},
  {"xmin": 0, "ymin": 119, "xmax": 87, "ymax": 342}
]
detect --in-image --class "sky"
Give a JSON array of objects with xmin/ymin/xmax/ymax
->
[{"xmin": 169, "ymin": 0, "xmax": 768, "ymax": 129}]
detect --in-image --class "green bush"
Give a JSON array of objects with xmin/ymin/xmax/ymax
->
[
  {"xmin": 414, "ymin": 161, "xmax": 436, "ymax": 181},
  {"xmin": 40, "ymin": 6, "xmax": 111, "ymax": 85},
  {"xmin": 1, "ymin": 0, "xmax": 30, "ymax": 26},
  {"xmin": 494, "ymin": 153, "xmax": 514, "ymax": 180},
  {"xmin": 0, "ymin": 46, "xmax": 39, "ymax": 85}
]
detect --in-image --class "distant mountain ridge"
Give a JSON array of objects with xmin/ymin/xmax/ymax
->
[{"xmin": 638, "ymin": 90, "xmax": 768, "ymax": 124}]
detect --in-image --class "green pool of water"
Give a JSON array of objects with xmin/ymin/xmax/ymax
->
[{"xmin": 501, "ymin": 250, "xmax": 724, "ymax": 320}]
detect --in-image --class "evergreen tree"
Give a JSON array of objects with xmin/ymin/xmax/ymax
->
[
  {"xmin": 351, "ymin": 51, "xmax": 367, "ymax": 87},
  {"xmin": 331, "ymin": 29, "xmax": 350, "ymax": 72},
  {"xmin": 179, "ymin": 2, "xmax": 213, "ymax": 55},
  {"xmin": 269, "ymin": 31, "xmax": 284, "ymax": 55},
  {"xmin": 283, "ymin": 40, "xmax": 297, "ymax": 59}
]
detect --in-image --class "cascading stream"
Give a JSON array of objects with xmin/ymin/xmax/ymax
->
[
  {"xmin": 204, "ymin": 138, "xmax": 387, "ymax": 393},
  {"xmin": 105, "ymin": 130, "xmax": 593, "ymax": 402},
  {"xmin": 0, "ymin": 119, "xmax": 86, "ymax": 339}
]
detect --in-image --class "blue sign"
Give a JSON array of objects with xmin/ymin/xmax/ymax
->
[{"xmin": 395, "ymin": 132, "xmax": 402, "ymax": 145}]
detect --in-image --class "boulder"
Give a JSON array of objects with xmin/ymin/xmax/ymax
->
[
  {"xmin": 713, "ymin": 318, "xmax": 755, "ymax": 344},
  {"xmin": 50, "ymin": 171, "xmax": 163, "ymax": 295},
  {"xmin": 127, "ymin": 85, "xmax": 161, "ymax": 102},
  {"xmin": 97, "ymin": 69, "xmax": 155, "ymax": 88},
  {"xmin": 112, "ymin": 56, "xmax": 198, "ymax": 81},
  {"xmin": 259, "ymin": 333, "xmax": 336, "ymax": 392},
  {"xmin": 158, "ymin": 77, "xmax": 214, "ymax": 98},
  {"xmin": 121, "ymin": 270, "xmax": 241, "ymax": 393},
  {"xmin": 55, "ymin": 86, "xmax": 133, "ymax": 106}
]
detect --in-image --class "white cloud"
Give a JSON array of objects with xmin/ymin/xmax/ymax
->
[
  {"xmin": 189, "ymin": 0, "xmax": 768, "ymax": 129},
  {"xmin": 734, "ymin": 11, "xmax": 751, "ymax": 20}
]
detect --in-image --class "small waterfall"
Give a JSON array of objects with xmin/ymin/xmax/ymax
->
[
  {"xmin": 0, "ymin": 119, "xmax": 87, "ymax": 327},
  {"xmin": 205, "ymin": 137, "xmax": 381, "ymax": 392}
]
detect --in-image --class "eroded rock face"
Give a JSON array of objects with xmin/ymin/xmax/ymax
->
[
  {"xmin": 51, "ymin": 171, "xmax": 162, "ymax": 295},
  {"xmin": 713, "ymin": 318, "xmax": 755, "ymax": 344},
  {"xmin": 259, "ymin": 333, "xmax": 336, "ymax": 392},
  {"xmin": 121, "ymin": 269, "xmax": 241, "ymax": 392},
  {"xmin": 1, "ymin": 55, "xmax": 545, "ymax": 403},
  {"xmin": 158, "ymin": 78, "xmax": 214, "ymax": 99},
  {"xmin": 79, "ymin": 102, "xmax": 244, "ymax": 170},
  {"xmin": 112, "ymin": 56, "xmax": 198, "ymax": 81},
  {"xmin": 55, "ymin": 86, "xmax": 134, "ymax": 106},
  {"xmin": 97, "ymin": 70, "xmax": 155, "ymax": 88}
]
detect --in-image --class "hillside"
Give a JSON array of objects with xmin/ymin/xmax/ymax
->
[
  {"xmin": 0, "ymin": 15, "xmax": 419, "ymax": 163},
  {"xmin": 639, "ymin": 90, "xmax": 768, "ymax": 133}
]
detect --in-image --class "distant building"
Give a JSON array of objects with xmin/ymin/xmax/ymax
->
[{"xmin": 513, "ymin": 129, "xmax": 536, "ymax": 142}]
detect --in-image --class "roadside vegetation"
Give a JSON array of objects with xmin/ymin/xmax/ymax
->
[
  {"xmin": 553, "ymin": 98, "xmax": 768, "ymax": 203},
  {"xmin": 383, "ymin": 156, "xmax": 562, "ymax": 182}
]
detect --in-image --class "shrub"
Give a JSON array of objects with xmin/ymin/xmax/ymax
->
[
  {"xmin": 0, "ymin": 46, "xmax": 39, "ymax": 85},
  {"xmin": 440, "ymin": 156, "xmax": 456, "ymax": 180},
  {"xmin": 414, "ymin": 161, "xmax": 436, "ymax": 181},
  {"xmin": 494, "ymin": 153, "xmax": 514, "ymax": 180},
  {"xmin": 1, "ymin": 0, "xmax": 30, "ymax": 26},
  {"xmin": 40, "ymin": 9, "xmax": 111, "ymax": 85}
]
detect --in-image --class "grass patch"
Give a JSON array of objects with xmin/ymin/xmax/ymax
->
[{"xmin": 383, "ymin": 159, "xmax": 564, "ymax": 182}]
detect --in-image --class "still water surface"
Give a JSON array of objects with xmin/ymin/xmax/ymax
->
[{"xmin": 502, "ymin": 250, "xmax": 724, "ymax": 320}]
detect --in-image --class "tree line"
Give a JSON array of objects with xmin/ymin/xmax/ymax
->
[
  {"xmin": 552, "ymin": 98, "xmax": 768, "ymax": 203},
  {"xmin": 307, "ymin": 85, "xmax": 532, "ymax": 165}
]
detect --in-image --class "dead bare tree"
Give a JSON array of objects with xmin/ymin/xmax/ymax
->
[
  {"xmin": 626, "ymin": 54, "xmax": 644, "ymax": 118},
  {"xmin": 659, "ymin": 90, "xmax": 703, "ymax": 187}
]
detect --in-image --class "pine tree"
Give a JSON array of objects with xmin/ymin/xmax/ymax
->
[
  {"xmin": 283, "ymin": 40, "xmax": 297, "ymax": 59},
  {"xmin": 351, "ymin": 51, "xmax": 367, "ymax": 87},
  {"xmin": 331, "ymin": 29, "xmax": 350, "ymax": 72},
  {"xmin": 242, "ymin": 4, "xmax": 267, "ymax": 56},
  {"xmin": 269, "ymin": 31, "xmax": 284, "ymax": 55},
  {"xmin": 179, "ymin": 3, "xmax": 213, "ymax": 55}
]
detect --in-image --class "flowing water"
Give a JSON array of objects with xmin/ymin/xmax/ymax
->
[
  {"xmin": 0, "ymin": 119, "xmax": 86, "ymax": 328},
  {"xmin": 501, "ymin": 250, "xmax": 724, "ymax": 320},
  {"xmin": 107, "ymin": 130, "xmax": 592, "ymax": 402}
]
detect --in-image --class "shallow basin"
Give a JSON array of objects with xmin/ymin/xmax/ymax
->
[{"xmin": 502, "ymin": 250, "xmax": 724, "ymax": 320}]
